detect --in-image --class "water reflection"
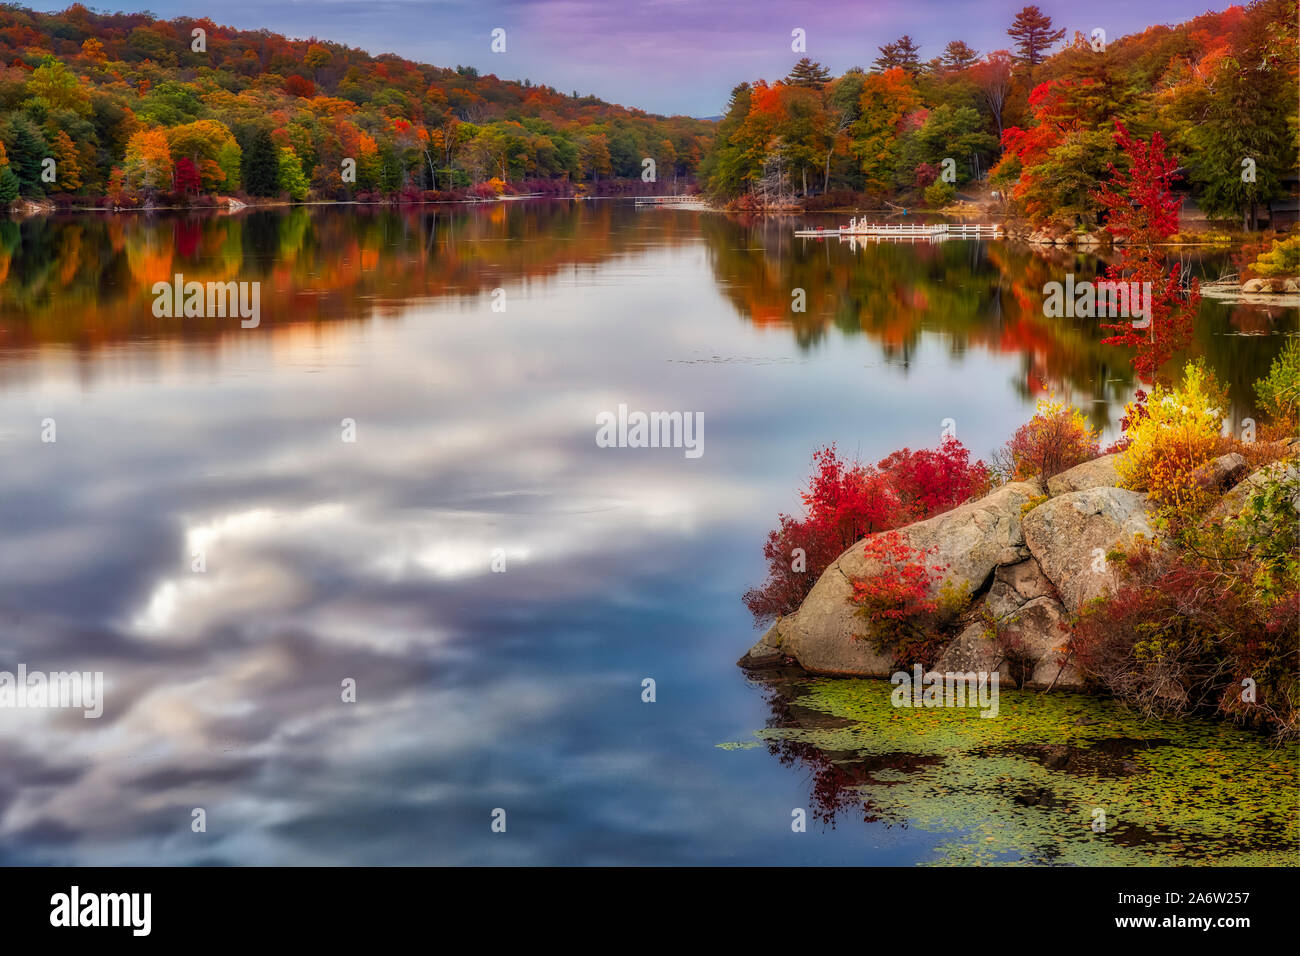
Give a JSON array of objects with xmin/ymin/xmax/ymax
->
[
  {"xmin": 0, "ymin": 202, "xmax": 1293, "ymax": 864},
  {"xmin": 747, "ymin": 674, "xmax": 1298, "ymax": 866}
]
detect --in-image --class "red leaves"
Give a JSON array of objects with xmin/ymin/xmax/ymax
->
[
  {"xmin": 1094, "ymin": 122, "xmax": 1199, "ymax": 390},
  {"xmin": 283, "ymin": 74, "xmax": 315, "ymax": 98},
  {"xmin": 878, "ymin": 437, "xmax": 991, "ymax": 518},
  {"xmin": 171, "ymin": 156, "xmax": 200, "ymax": 195},
  {"xmin": 744, "ymin": 439, "xmax": 988, "ymax": 625},
  {"xmin": 848, "ymin": 532, "xmax": 951, "ymax": 667},
  {"xmin": 849, "ymin": 532, "xmax": 946, "ymax": 624}
]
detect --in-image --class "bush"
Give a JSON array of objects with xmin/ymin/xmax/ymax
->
[
  {"xmin": 1250, "ymin": 234, "xmax": 1300, "ymax": 278},
  {"xmin": 1071, "ymin": 468, "xmax": 1300, "ymax": 737},
  {"xmin": 849, "ymin": 532, "xmax": 964, "ymax": 668},
  {"xmin": 743, "ymin": 439, "xmax": 989, "ymax": 626},
  {"xmin": 996, "ymin": 396, "xmax": 1101, "ymax": 482},
  {"xmin": 877, "ymin": 436, "xmax": 992, "ymax": 518},
  {"xmin": 1116, "ymin": 359, "xmax": 1228, "ymax": 518},
  {"xmin": 923, "ymin": 180, "xmax": 956, "ymax": 207},
  {"xmin": 1255, "ymin": 338, "xmax": 1300, "ymax": 429},
  {"xmin": 743, "ymin": 445, "xmax": 903, "ymax": 626}
]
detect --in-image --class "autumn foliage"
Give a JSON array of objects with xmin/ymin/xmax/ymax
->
[
  {"xmin": 1094, "ymin": 123, "xmax": 1198, "ymax": 388},
  {"xmin": 848, "ymin": 532, "xmax": 955, "ymax": 668},
  {"xmin": 996, "ymin": 396, "xmax": 1101, "ymax": 481},
  {"xmin": 1071, "ymin": 345, "xmax": 1300, "ymax": 737},
  {"xmin": 743, "ymin": 439, "xmax": 989, "ymax": 625},
  {"xmin": 0, "ymin": 6, "xmax": 712, "ymax": 203},
  {"xmin": 1115, "ymin": 359, "xmax": 1229, "ymax": 519}
]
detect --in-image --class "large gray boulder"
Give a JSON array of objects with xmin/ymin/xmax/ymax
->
[
  {"xmin": 998, "ymin": 595, "xmax": 1079, "ymax": 689},
  {"xmin": 775, "ymin": 479, "xmax": 1043, "ymax": 676},
  {"xmin": 1045, "ymin": 454, "xmax": 1120, "ymax": 497},
  {"xmin": 1207, "ymin": 459, "xmax": 1300, "ymax": 524},
  {"xmin": 1021, "ymin": 487, "xmax": 1159, "ymax": 613},
  {"xmin": 986, "ymin": 556, "xmax": 1058, "ymax": 618},
  {"xmin": 1191, "ymin": 452, "xmax": 1249, "ymax": 495},
  {"xmin": 933, "ymin": 620, "xmax": 1011, "ymax": 680},
  {"xmin": 979, "ymin": 558, "xmax": 1081, "ymax": 689}
]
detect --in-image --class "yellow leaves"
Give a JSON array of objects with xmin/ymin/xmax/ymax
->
[
  {"xmin": 1117, "ymin": 359, "xmax": 1228, "ymax": 514},
  {"xmin": 122, "ymin": 127, "xmax": 172, "ymax": 191}
]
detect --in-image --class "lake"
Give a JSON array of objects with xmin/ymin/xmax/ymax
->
[{"xmin": 0, "ymin": 200, "xmax": 1295, "ymax": 865}]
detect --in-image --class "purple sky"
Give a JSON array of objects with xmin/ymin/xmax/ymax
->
[{"xmin": 31, "ymin": 0, "xmax": 1226, "ymax": 115}]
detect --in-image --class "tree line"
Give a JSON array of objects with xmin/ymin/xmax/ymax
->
[
  {"xmin": 700, "ymin": 1, "xmax": 1298, "ymax": 229},
  {"xmin": 0, "ymin": 4, "xmax": 713, "ymax": 204}
]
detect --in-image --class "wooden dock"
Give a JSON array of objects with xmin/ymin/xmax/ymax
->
[
  {"xmin": 635, "ymin": 195, "xmax": 705, "ymax": 205},
  {"xmin": 795, "ymin": 221, "xmax": 1001, "ymax": 239}
]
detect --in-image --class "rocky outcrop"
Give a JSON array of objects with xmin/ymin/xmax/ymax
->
[
  {"xmin": 1207, "ymin": 459, "xmax": 1300, "ymax": 523},
  {"xmin": 986, "ymin": 557, "xmax": 1058, "ymax": 617},
  {"xmin": 998, "ymin": 595, "xmax": 1078, "ymax": 688},
  {"xmin": 737, "ymin": 625, "xmax": 785, "ymax": 668},
  {"xmin": 771, "ymin": 479, "xmax": 1042, "ymax": 676},
  {"xmin": 1191, "ymin": 452, "xmax": 1249, "ymax": 495},
  {"xmin": 1045, "ymin": 454, "xmax": 1121, "ymax": 496},
  {"xmin": 1021, "ymin": 487, "xmax": 1159, "ymax": 613},
  {"xmin": 740, "ymin": 438, "xmax": 1298, "ymax": 698},
  {"xmin": 982, "ymin": 558, "xmax": 1078, "ymax": 688}
]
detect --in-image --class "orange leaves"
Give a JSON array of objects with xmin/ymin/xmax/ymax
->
[{"xmin": 122, "ymin": 127, "xmax": 171, "ymax": 192}]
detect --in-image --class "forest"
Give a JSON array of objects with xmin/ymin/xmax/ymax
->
[
  {"xmin": 700, "ymin": 0, "xmax": 1298, "ymax": 229},
  {"xmin": 0, "ymin": 3, "xmax": 714, "ymax": 205}
]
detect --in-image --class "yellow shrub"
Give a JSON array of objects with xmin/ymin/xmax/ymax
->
[{"xmin": 1117, "ymin": 360, "xmax": 1228, "ymax": 516}]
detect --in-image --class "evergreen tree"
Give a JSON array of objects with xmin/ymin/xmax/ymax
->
[
  {"xmin": 942, "ymin": 41, "xmax": 979, "ymax": 71},
  {"xmin": 874, "ymin": 36, "xmax": 921, "ymax": 74},
  {"xmin": 1007, "ymin": 6, "xmax": 1065, "ymax": 66},
  {"xmin": 0, "ymin": 164, "xmax": 19, "ymax": 202},
  {"xmin": 1, "ymin": 115, "xmax": 50, "ymax": 195},
  {"xmin": 786, "ymin": 58, "xmax": 832, "ymax": 88},
  {"xmin": 242, "ymin": 128, "xmax": 279, "ymax": 196}
]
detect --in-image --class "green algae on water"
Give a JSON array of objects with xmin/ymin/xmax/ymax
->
[{"xmin": 738, "ymin": 677, "xmax": 1300, "ymax": 866}]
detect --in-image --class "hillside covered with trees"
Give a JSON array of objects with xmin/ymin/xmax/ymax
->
[
  {"xmin": 700, "ymin": 0, "xmax": 1298, "ymax": 229},
  {"xmin": 0, "ymin": 3, "xmax": 714, "ymax": 205}
]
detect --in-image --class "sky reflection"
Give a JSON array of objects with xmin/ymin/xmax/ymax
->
[{"xmin": 0, "ymin": 203, "xmax": 1291, "ymax": 864}]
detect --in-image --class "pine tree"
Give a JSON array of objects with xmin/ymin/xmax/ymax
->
[
  {"xmin": 873, "ymin": 36, "xmax": 921, "ymax": 74},
  {"xmin": 1, "ymin": 116, "xmax": 50, "ymax": 196},
  {"xmin": 1007, "ymin": 6, "xmax": 1065, "ymax": 66},
  {"xmin": 786, "ymin": 58, "xmax": 831, "ymax": 88},
  {"xmin": 242, "ymin": 128, "xmax": 279, "ymax": 196},
  {"xmin": 941, "ymin": 41, "xmax": 979, "ymax": 71},
  {"xmin": 0, "ymin": 165, "xmax": 19, "ymax": 202}
]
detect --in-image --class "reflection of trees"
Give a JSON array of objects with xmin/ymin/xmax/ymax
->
[
  {"xmin": 2, "ymin": 206, "xmax": 1292, "ymax": 423},
  {"xmin": 755, "ymin": 673, "xmax": 939, "ymax": 829},
  {"xmin": 0, "ymin": 201, "xmax": 698, "ymax": 349},
  {"xmin": 702, "ymin": 218, "xmax": 1296, "ymax": 425}
]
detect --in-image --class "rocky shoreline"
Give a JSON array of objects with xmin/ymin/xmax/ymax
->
[{"xmin": 739, "ymin": 448, "xmax": 1296, "ymax": 692}]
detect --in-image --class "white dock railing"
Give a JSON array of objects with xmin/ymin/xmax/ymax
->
[
  {"xmin": 794, "ymin": 221, "xmax": 1002, "ymax": 239},
  {"xmin": 634, "ymin": 195, "xmax": 702, "ymax": 204}
]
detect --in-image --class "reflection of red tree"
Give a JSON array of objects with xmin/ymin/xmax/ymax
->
[
  {"xmin": 756, "ymin": 677, "xmax": 943, "ymax": 828},
  {"xmin": 174, "ymin": 218, "xmax": 201, "ymax": 258}
]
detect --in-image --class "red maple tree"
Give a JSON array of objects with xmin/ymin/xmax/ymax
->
[{"xmin": 1093, "ymin": 122, "xmax": 1199, "ymax": 393}]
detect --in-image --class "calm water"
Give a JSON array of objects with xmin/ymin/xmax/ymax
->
[{"xmin": 0, "ymin": 201, "xmax": 1295, "ymax": 865}]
